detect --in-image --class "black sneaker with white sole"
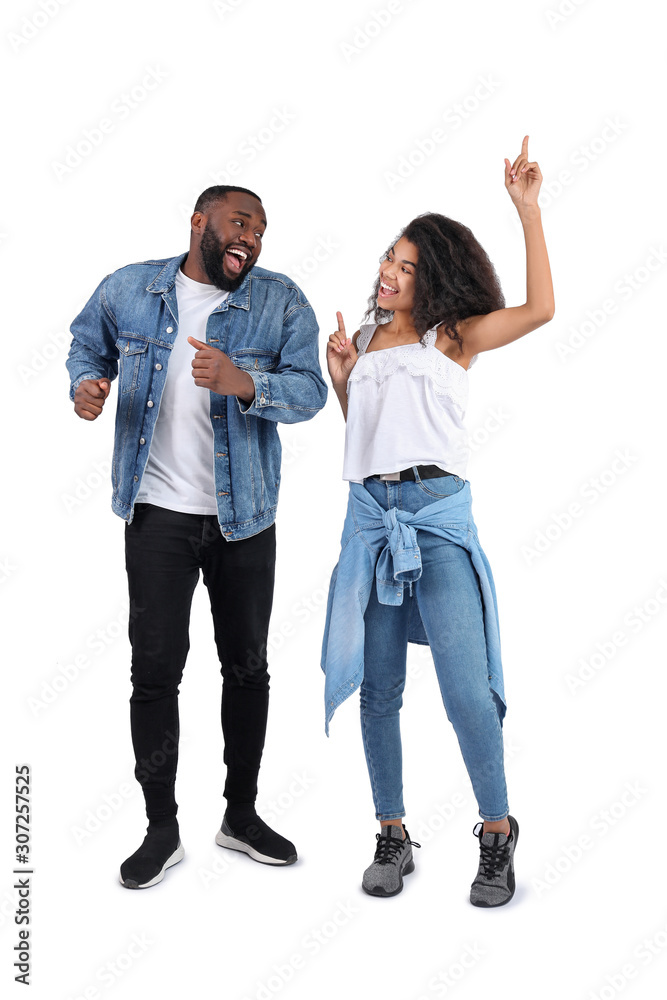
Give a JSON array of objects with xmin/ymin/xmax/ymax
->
[
  {"xmin": 470, "ymin": 814, "xmax": 519, "ymax": 907},
  {"xmin": 119, "ymin": 820, "xmax": 184, "ymax": 889},
  {"xmin": 362, "ymin": 825, "xmax": 421, "ymax": 897},
  {"xmin": 215, "ymin": 811, "xmax": 297, "ymax": 865}
]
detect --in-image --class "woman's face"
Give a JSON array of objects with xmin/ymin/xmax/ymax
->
[{"xmin": 377, "ymin": 236, "xmax": 418, "ymax": 311}]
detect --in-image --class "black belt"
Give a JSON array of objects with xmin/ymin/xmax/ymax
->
[{"xmin": 372, "ymin": 464, "xmax": 453, "ymax": 482}]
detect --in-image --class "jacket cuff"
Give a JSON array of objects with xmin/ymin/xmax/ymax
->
[
  {"xmin": 69, "ymin": 372, "xmax": 103, "ymax": 402},
  {"xmin": 235, "ymin": 370, "xmax": 270, "ymax": 414}
]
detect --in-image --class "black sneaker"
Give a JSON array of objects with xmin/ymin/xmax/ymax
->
[
  {"xmin": 215, "ymin": 811, "xmax": 297, "ymax": 865},
  {"xmin": 362, "ymin": 825, "xmax": 421, "ymax": 897},
  {"xmin": 470, "ymin": 814, "xmax": 519, "ymax": 907},
  {"xmin": 119, "ymin": 821, "xmax": 184, "ymax": 889}
]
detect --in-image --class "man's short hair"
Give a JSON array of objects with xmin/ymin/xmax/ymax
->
[{"xmin": 193, "ymin": 185, "xmax": 263, "ymax": 215}]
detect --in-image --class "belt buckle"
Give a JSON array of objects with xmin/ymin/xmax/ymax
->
[{"xmin": 379, "ymin": 471, "xmax": 401, "ymax": 481}]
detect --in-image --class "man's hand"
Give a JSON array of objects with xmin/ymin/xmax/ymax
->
[
  {"xmin": 187, "ymin": 337, "xmax": 255, "ymax": 401},
  {"xmin": 74, "ymin": 378, "xmax": 111, "ymax": 420}
]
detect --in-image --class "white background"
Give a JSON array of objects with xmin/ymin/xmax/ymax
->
[{"xmin": 3, "ymin": 0, "xmax": 666, "ymax": 997}]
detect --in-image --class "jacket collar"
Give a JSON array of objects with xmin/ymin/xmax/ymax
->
[{"xmin": 145, "ymin": 251, "xmax": 251, "ymax": 310}]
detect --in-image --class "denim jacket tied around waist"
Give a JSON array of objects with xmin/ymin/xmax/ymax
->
[
  {"xmin": 320, "ymin": 479, "xmax": 506, "ymax": 734},
  {"xmin": 65, "ymin": 252, "xmax": 327, "ymax": 540}
]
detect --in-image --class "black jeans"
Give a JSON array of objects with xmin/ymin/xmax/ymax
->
[{"xmin": 124, "ymin": 503, "xmax": 276, "ymax": 822}]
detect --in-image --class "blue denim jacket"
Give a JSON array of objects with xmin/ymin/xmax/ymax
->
[
  {"xmin": 320, "ymin": 480, "xmax": 506, "ymax": 734},
  {"xmin": 66, "ymin": 252, "xmax": 327, "ymax": 539}
]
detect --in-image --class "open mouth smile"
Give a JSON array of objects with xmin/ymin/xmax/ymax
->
[
  {"xmin": 225, "ymin": 246, "xmax": 251, "ymax": 273},
  {"xmin": 378, "ymin": 279, "xmax": 398, "ymax": 298}
]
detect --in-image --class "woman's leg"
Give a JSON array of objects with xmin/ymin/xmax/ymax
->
[
  {"xmin": 359, "ymin": 572, "xmax": 412, "ymax": 827},
  {"xmin": 358, "ymin": 476, "xmax": 412, "ymax": 829},
  {"xmin": 414, "ymin": 528, "xmax": 509, "ymax": 824}
]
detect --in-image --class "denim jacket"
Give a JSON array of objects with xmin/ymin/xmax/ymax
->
[
  {"xmin": 320, "ymin": 480, "xmax": 506, "ymax": 734},
  {"xmin": 66, "ymin": 252, "xmax": 327, "ymax": 539}
]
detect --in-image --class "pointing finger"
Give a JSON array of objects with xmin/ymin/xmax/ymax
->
[{"xmin": 336, "ymin": 311, "xmax": 346, "ymax": 336}]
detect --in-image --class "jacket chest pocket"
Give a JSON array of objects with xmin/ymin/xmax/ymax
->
[
  {"xmin": 230, "ymin": 348, "xmax": 280, "ymax": 372},
  {"xmin": 116, "ymin": 336, "xmax": 149, "ymax": 394}
]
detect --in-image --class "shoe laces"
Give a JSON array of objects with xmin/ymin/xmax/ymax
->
[
  {"xmin": 373, "ymin": 831, "xmax": 421, "ymax": 866},
  {"xmin": 473, "ymin": 823, "xmax": 510, "ymax": 878}
]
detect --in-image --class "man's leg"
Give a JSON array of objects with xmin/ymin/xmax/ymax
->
[
  {"xmin": 202, "ymin": 519, "xmax": 296, "ymax": 865},
  {"xmin": 120, "ymin": 503, "xmax": 201, "ymax": 887}
]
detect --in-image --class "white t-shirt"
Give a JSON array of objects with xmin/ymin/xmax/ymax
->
[{"xmin": 136, "ymin": 267, "xmax": 229, "ymax": 514}]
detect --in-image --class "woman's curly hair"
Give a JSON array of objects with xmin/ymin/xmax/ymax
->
[{"xmin": 362, "ymin": 213, "xmax": 505, "ymax": 353}]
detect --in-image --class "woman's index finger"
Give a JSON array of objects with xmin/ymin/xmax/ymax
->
[{"xmin": 336, "ymin": 311, "xmax": 346, "ymax": 335}]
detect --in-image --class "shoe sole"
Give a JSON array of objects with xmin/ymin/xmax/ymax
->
[
  {"xmin": 362, "ymin": 858, "xmax": 415, "ymax": 897},
  {"xmin": 215, "ymin": 830, "xmax": 297, "ymax": 866},
  {"xmin": 470, "ymin": 816, "xmax": 520, "ymax": 908},
  {"xmin": 119, "ymin": 842, "xmax": 185, "ymax": 889}
]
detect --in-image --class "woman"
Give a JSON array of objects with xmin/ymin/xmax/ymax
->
[{"xmin": 321, "ymin": 136, "xmax": 554, "ymax": 906}]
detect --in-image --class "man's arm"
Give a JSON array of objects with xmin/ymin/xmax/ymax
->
[
  {"xmin": 234, "ymin": 299, "xmax": 328, "ymax": 424},
  {"xmin": 66, "ymin": 274, "xmax": 120, "ymax": 402}
]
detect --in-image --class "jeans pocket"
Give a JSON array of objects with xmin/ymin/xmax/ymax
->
[{"xmin": 415, "ymin": 473, "xmax": 465, "ymax": 498}]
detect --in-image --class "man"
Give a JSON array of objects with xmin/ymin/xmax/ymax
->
[{"xmin": 66, "ymin": 185, "xmax": 327, "ymax": 888}]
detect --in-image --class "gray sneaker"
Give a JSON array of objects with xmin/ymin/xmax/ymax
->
[
  {"xmin": 470, "ymin": 814, "xmax": 519, "ymax": 907},
  {"xmin": 362, "ymin": 825, "xmax": 421, "ymax": 897}
]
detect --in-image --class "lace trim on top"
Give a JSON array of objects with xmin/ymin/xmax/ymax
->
[{"xmin": 348, "ymin": 323, "xmax": 471, "ymax": 410}]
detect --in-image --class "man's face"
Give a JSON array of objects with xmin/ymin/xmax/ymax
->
[{"xmin": 197, "ymin": 192, "xmax": 267, "ymax": 291}]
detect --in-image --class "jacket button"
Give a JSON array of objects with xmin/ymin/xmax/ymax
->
[
  {"xmin": 140, "ymin": 438, "xmax": 145, "ymax": 445},
  {"xmin": 134, "ymin": 475, "xmax": 138, "ymax": 482},
  {"xmin": 155, "ymin": 363, "xmax": 162, "ymax": 371},
  {"xmin": 124, "ymin": 345, "xmax": 129, "ymax": 353},
  {"xmin": 147, "ymin": 401, "xmax": 154, "ymax": 408},
  {"xmin": 166, "ymin": 326, "xmax": 173, "ymax": 333}
]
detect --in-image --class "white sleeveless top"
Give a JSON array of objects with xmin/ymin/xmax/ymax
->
[{"xmin": 342, "ymin": 323, "xmax": 476, "ymax": 483}]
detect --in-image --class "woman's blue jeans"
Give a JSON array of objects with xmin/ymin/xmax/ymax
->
[{"xmin": 359, "ymin": 469, "xmax": 509, "ymax": 823}]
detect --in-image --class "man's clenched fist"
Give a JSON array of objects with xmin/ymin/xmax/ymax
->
[{"xmin": 74, "ymin": 378, "xmax": 111, "ymax": 420}]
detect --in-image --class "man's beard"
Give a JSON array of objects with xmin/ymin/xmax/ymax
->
[{"xmin": 199, "ymin": 221, "xmax": 252, "ymax": 292}]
